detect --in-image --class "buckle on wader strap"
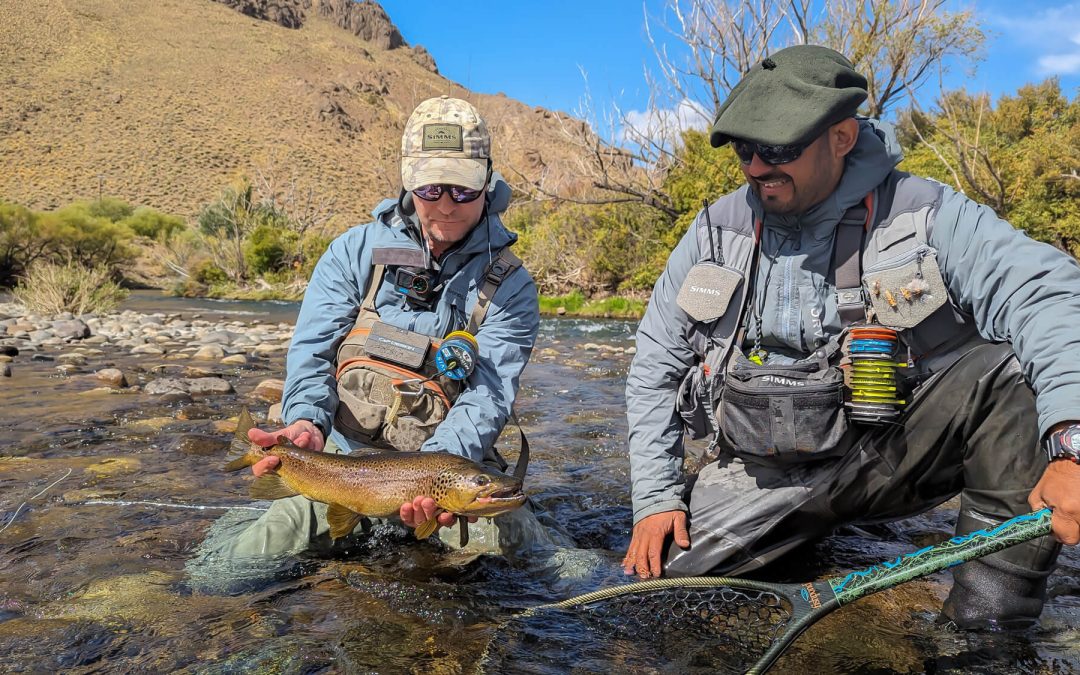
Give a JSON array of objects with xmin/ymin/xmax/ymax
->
[{"xmin": 833, "ymin": 193, "xmax": 875, "ymax": 326}]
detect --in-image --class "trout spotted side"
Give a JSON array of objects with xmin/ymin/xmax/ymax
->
[{"xmin": 224, "ymin": 409, "xmax": 526, "ymax": 540}]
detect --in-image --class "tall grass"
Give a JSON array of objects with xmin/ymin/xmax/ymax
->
[{"xmin": 13, "ymin": 261, "xmax": 128, "ymax": 315}]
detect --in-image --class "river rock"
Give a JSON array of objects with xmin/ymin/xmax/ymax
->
[
  {"xmin": 251, "ymin": 378, "xmax": 284, "ymax": 403},
  {"xmin": 31, "ymin": 353, "xmax": 54, "ymax": 362},
  {"xmin": 144, "ymin": 377, "xmax": 189, "ymax": 396},
  {"xmin": 183, "ymin": 366, "xmax": 216, "ymax": 378},
  {"xmin": 186, "ymin": 377, "xmax": 234, "ymax": 396},
  {"xmin": 267, "ymin": 402, "xmax": 283, "ymax": 425},
  {"xmin": 174, "ymin": 403, "xmax": 217, "ymax": 420},
  {"xmin": 220, "ymin": 354, "xmax": 247, "ymax": 366},
  {"xmin": 95, "ymin": 368, "xmax": 129, "ymax": 388},
  {"xmin": 56, "ymin": 353, "xmax": 88, "ymax": 366},
  {"xmin": 52, "ymin": 319, "xmax": 90, "ymax": 340},
  {"xmin": 131, "ymin": 344, "xmax": 165, "ymax": 355},
  {"xmin": 1, "ymin": 363, "xmax": 10, "ymax": 377},
  {"xmin": 0, "ymin": 345, "xmax": 17, "ymax": 356},
  {"xmin": 0, "ymin": 354, "xmax": 12, "ymax": 363},
  {"xmin": 253, "ymin": 343, "xmax": 287, "ymax": 356},
  {"xmin": 167, "ymin": 433, "xmax": 229, "ymax": 456},
  {"xmin": 193, "ymin": 344, "xmax": 226, "ymax": 360},
  {"xmin": 200, "ymin": 330, "xmax": 238, "ymax": 345}
]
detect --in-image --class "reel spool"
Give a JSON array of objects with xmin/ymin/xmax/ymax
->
[
  {"xmin": 846, "ymin": 326, "xmax": 906, "ymax": 425},
  {"xmin": 434, "ymin": 331, "xmax": 478, "ymax": 381}
]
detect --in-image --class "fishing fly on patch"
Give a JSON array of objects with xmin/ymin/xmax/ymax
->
[{"xmin": 476, "ymin": 509, "xmax": 1053, "ymax": 674}]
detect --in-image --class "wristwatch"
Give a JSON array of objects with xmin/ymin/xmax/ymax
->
[{"xmin": 1044, "ymin": 424, "xmax": 1080, "ymax": 464}]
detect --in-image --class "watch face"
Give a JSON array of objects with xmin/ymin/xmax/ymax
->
[{"xmin": 1062, "ymin": 427, "xmax": 1080, "ymax": 453}]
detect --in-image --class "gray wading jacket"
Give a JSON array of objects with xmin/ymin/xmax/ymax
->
[
  {"xmin": 281, "ymin": 176, "xmax": 540, "ymax": 462},
  {"xmin": 627, "ymin": 119, "xmax": 1080, "ymax": 523}
]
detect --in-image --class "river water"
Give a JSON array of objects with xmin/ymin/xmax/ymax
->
[{"xmin": 0, "ymin": 291, "xmax": 1077, "ymax": 673}]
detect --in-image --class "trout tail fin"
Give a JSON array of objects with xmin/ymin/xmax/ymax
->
[{"xmin": 223, "ymin": 407, "xmax": 264, "ymax": 472}]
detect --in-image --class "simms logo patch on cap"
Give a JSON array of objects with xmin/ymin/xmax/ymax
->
[{"xmin": 422, "ymin": 124, "xmax": 463, "ymax": 151}]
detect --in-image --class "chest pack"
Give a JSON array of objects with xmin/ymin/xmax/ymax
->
[
  {"xmin": 334, "ymin": 247, "xmax": 522, "ymax": 453},
  {"xmin": 676, "ymin": 174, "xmax": 973, "ymax": 464}
]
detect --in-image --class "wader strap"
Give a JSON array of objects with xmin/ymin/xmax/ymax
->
[
  {"xmin": 362, "ymin": 264, "xmax": 385, "ymax": 312},
  {"xmin": 833, "ymin": 194, "xmax": 873, "ymax": 327},
  {"xmin": 467, "ymin": 248, "xmax": 523, "ymax": 334}
]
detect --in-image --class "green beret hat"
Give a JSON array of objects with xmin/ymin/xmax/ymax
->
[{"xmin": 709, "ymin": 44, "xmax": 868, "ymax": 148}]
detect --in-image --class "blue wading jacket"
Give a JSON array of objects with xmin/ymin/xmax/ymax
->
[
  {"xmin": 280, "ymin": 176, "xmax": 540, "ymax": 462},
  {"xmin": 626, "ymin": 120, "xmax": 1080, "ymax": 523}
]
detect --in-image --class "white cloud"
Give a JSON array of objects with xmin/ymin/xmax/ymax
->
[
  {"xmin": 990, "ymin": 3, "xmax": 1080, "ymax": 76},
  {"xmin": 1039, "ymin": 53, "xmax": 1080, "ymax": 74},
  {"xmin": 620, "ymin": 98, "xmax": 711, "ymax": 147}
]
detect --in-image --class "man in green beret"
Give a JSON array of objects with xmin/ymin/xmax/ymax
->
[{"xmin": 622, "ymin": 44, "xmax": 1080, "ymax": 629}]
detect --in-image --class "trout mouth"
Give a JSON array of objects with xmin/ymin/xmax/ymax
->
[{"xmin": 468, "ymin": 486, "xmax": 527, "ymax": 515}]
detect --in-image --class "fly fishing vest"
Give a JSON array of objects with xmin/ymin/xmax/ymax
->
[
  {"xmin": 677, "ymin": 172, "xmax": 985, "ymax": 461},
  {"xmin": 334, "ymin": 246, "xmax": 523, "ymax": 452}
]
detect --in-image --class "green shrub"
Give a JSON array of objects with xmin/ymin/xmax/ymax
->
[
  {"xmin": 244, "ymin": 224, "xmax": 290, "ymax": 275},
  {"xmin": 13, "ymin": 261, "xmax": 128, "ymax": 315},
  {"xmin": 122, "ymin": 207, "xmax": 186, "ymax": 240},
  {"xmin": 85, "ymin": 197, "xmax": 135, "ymax": 222},
  {"xmin": 192, "ymin": 259, "xmax": 228, "ymax": 285}
]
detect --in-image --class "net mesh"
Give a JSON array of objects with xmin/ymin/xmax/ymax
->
[{"xmin": 478, "ymin": 584, "xmax": 794, "ymax": 674}]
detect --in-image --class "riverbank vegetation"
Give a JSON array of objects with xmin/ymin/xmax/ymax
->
[{"xmin": 2, "ymin": 1, "xmax": 1077, "ymax": 319}]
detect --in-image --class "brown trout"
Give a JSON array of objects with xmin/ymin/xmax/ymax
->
[{"xmin": 224, "ymin": 409, "xmax": 527, "ymax": 540}]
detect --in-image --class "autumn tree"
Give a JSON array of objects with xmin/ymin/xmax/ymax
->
[{"xmin": 900, "ymin": 79, "xmax": 1080, "ymax": 256}]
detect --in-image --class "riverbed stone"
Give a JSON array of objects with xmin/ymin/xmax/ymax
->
[
  {"xmin": 52, "ymin": 319, "xmax": 90, "ymax": 340},
  {"xmin": 193, "ymin": 344, "xmax": 226, "ymax": 360},
  {"xmin": 0, "ymin": 345, "xmax": 17, "ymax": 356},
  {"xmin": 95, "ymin": 368, "xmax": 129, "ymax": 388},
  {"xmin": 31, "ymin": 353, "xmax": 54, "ymax": 362},
  {"xmin": 167, "ymin": 433, "xmax": 229, "ymax": 456},
  {"xmin": 251, "ymin": 378, "xmax": 284, "ymax": 403},
  {"xmin": 131, "ymin": 344, "xmax": 165, "ymax": 355},
  {"xmin": 57, "ymin": 353, "xmax": 88, "ymax": 366},
  {"xmin": 183, "ymin": 366, "xmax": 215, "ymax": 378},
  {"xmin": 0, "ymin": 355, "xmax": 12, "ymax": 363},
  {"xmin": 1, "ymin": 363, "xmax": 10, "ymax": 377},
  {"xmin": 186, "ymin": 377, "xmax": 234, "ymax": 396},
  {"xmin": 220, "ymin": 354, "xmax": 247, "ymax": 366},
  {"xmin": 144, "ymin": 377, "xmax": 189, "ymax": 396}
]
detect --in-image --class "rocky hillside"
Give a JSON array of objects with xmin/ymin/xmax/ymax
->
[{"xmin": 0, "ymin": 0, "xmax": 586, "ymax": 228}]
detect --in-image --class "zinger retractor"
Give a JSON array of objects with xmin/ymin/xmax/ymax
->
[{"xmin": 846, "ymin": 326, "xmax": 906, "ymax": 425}]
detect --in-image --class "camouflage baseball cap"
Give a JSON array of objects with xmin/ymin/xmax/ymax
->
[
  {"xmin": 401, "ymin": 95, "xmax": 491, "ymax": 191},
  {"xmin": 709, "ymin": 45, "xmax": 868, "ymax": 148}
]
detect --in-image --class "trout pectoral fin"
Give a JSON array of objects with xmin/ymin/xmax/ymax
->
[
  {"xmin": 326, "ymin": 503, "xmax": 363, "ymax": 541},
  {"xmin": 414, "ymin": 518, "xmax": 438, "ymax": 540},
  {"xmin": 250, "ymin": 473, "xmax": 300, "ymax": 500}
]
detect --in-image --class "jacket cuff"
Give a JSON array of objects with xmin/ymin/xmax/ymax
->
[
  {"xmin": 633, "ymin": 499, "xmax": 689, "ymax": 525},
  {"xmin": 284, "ymin": 403, "xmax": 333, "ymax": 439}
]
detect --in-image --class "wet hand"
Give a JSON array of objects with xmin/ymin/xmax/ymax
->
[
  {"xmin": 1029, "ymin": 459, "xmax": 1080, "ymax": 545},
  {"xmin": 399, "ymin": 495, "xmax": 477, "ymax": 531},
  {"xmin": 622, "ymin": 510, "xmax": 691, "ymax": 580},
  {"xmin": 247, "ymin": 419, "xmax": 325, "ymax": 477}
]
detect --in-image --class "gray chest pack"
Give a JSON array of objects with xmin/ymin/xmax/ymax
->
[{"xmin": 675, "ymin": 174, "xmax": 981, "ymax": 463}]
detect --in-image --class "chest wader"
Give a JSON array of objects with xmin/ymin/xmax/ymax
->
[{"xmin": 334, "ymin": 247, "xmax": 529, "ymax": 481}]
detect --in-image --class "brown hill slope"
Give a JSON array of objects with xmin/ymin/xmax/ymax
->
[{"xmin": 0, "ymin": 0, "xmax": 584, "ymax": 228}]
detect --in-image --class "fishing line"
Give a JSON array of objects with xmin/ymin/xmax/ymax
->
[
  {"xmin": 0, "ymin": 467, "xmax": 73, "ymax": 534},
  {"xmin": 846, "ymin": 326, "xmax": 907, "ymax": 425},
  {"xmin": 81, "ymin": 499, "xmax": 269, "ymax": 511}
]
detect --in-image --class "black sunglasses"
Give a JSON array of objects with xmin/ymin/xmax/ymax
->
[
  {"xmin": 731, "ymin": 139, "xmax": 809, "ymax": 166},
  {"xmin": 412, "ymin": 184, "xmax": 485, "ymax": 204}
]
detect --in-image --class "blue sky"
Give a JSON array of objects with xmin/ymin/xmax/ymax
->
[{"xmin": 381, "ymin": 0, "xmax": 1080, "ymax": 133}]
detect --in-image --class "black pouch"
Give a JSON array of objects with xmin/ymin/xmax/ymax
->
[{"xmin": 719, "ymin": 343, "xmax": 848, "ymax": 462}]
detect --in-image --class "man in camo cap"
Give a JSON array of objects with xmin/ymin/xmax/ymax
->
[
  {"xmin": 623, "ymin": 44, "xmax": 1080, "ymax": 631},
  {"xmin": 188, "ymin": 97, "xmax": 570, "ymax": 593}
]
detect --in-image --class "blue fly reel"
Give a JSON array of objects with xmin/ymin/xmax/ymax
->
[{"xmin": 434, "ymin": 331, "xmax": 478, "ymax": 381}]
